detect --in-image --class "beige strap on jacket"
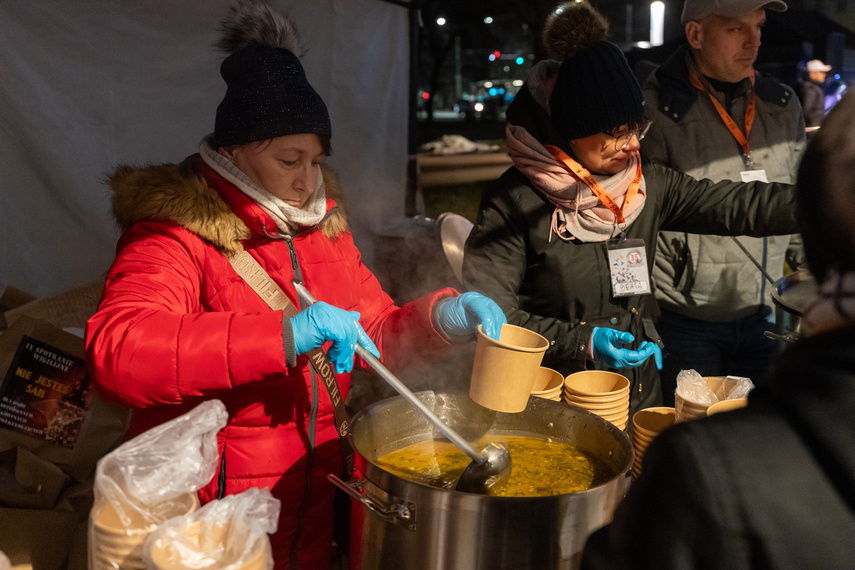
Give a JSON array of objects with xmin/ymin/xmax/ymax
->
[{"xmin": 227, "ymin": 249, "xmax": 354, "ymax": 477}]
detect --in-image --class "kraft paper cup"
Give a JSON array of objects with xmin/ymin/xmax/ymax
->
[
  {"xmin": 632, "ymin": 407, "xmax": 674, "ymax": 479},
  {"xmin": 707, "ymin": 398, "xmax": 748, "ymax": 416},
  {"xmin": 90, "ymin": 493, "xmax": 198, "ymax": 570},
  {"xmin": 675, "ymin": 376, "xmax": 739, "ymax": 421},
  {"xmin": 147, "ymin": 520, "xmax": 271, "ymax": 570},
  {"xmin": 630, "ymin": 407, "xmax": 675, "ymax": 479},
  {"xmin": 562, "ymin": 391, "xmax": 627, "ymax": 405},
  {"xmin": 530, "ymin": 367, "xmax": 564, "ymax": 397},
  {"xmin": 565, "ymin": 397, "xmax": 627, "ymax": 412},
  {"xmin": 469, "ymin": 324, "xmax": 549, "ymax": 413},
  {"xmin": 564, "ymin": 371, "xmax": 630, "ymax": 397},
  {"xmin": 632, "ymin": 407, "xmax": 676, "ymax": 437}
]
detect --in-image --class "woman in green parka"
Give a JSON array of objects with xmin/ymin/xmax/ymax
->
[{"xmin": 463, "ymin": 2, "xmax": 799, "ymax": 415}]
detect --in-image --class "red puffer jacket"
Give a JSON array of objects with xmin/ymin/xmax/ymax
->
[{"xmin": 85, "ymin": 154, "xmax": 455, "ymax": 569}]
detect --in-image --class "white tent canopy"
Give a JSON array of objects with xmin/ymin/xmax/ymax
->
[{"xmin": 1, "ymin": 0, "xmax": 410, "ymax": 299}]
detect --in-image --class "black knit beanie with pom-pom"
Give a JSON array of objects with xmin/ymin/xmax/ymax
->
[
  {"xmin": 545, "ymin": 2, "xmax": 644, "ymax": 140},
  {"xmin": 212, "ymin": 0, "xmax": 331, "ymax": 148}
]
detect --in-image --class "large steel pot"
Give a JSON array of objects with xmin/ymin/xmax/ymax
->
[
  {"xmin": 769, "ymin": 269, "xmax": 816, "ymax": 345},
  {"xmin": 332, "ymin": 390, "xmax": 632, "ymax": 570}
]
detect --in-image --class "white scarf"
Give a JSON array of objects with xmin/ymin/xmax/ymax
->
[{"xmin": 199, "ymin": 136, "xmax": 327, "ymax": 236}]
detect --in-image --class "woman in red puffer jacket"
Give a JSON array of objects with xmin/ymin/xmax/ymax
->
[{"xmin": 84, "ymin": 3, "xmax": 505, "ymax": 568}]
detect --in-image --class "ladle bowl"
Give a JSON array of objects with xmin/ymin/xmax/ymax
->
[{"xmin": 293, "ymin": 282, "xmax": 513, "ymax": 494}]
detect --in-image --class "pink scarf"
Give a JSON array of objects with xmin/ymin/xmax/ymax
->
[{"xmin": 505, "ymin": 123, "xmax": 647, "ymax": 242}]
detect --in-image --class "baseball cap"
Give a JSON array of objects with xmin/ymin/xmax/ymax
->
[
  {"xmin": 806, "ymin": 59, "xmax": 832, "ymax": 72},
  {"xmin": 681, "ymin": 0, "xmax": 787, "ymax": 24}
]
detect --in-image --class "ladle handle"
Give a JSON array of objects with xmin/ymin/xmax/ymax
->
[{"xmin": 293, "ymin": 282, "xmax": 484, "ymax": 463}]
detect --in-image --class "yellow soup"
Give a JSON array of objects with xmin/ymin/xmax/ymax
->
[{"xmin": 376, "ymin": 435, "xmax": 614, "ymax": 497}]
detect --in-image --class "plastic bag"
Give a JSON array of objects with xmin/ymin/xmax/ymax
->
[
  {"xmin": 142, "ymin": 487, "xmax": 280, "ymax": 569},
  {"xmin": 88, "ymin": 400, "xmax": 228, "ymax": 569},
  {"xmin": 675, "ymin": 370, "xmax": 754, "ymax": 422},
  {"xmin": 675, "ymin": 369, "xmax": 717, "ymax": 405},
  {"xmin": 675, "ymin": 370, "xmax": 754, "ymax": 404}
]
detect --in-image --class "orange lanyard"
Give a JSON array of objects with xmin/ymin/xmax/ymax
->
[
  {"xmin": 545, "ymin": 145, "xmax": 642, "ymax": 226},
  {"xmin": 688, "ymin": 69, "xmax": 755, "ymax": 156}
]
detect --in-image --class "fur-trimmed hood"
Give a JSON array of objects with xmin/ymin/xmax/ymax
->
[{"xmin": 108, "ymin": 159, "xmax": 347, "ymax": 253}]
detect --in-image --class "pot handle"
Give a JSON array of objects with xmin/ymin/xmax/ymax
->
[
  {"xmin": 328, "ymin": 474, "xmax": 414, "ymax": 525},
  {"xmin": 764, "ymin": 331, "xmax": 799, "ymax": 343}
]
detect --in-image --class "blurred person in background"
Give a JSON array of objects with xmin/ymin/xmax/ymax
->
[
  {"xmin": 642, "ymin": 0, "xmax": 806, "ymax": 405},
  {"xmin": 84, "ymin": 2, "xmax": 505, "ymax": 568},
  {"xmin": 581, "ymin": 91, "xmax": 855, "ymax": 570},
  {"xmin": 463, "ymin": 1, "xmax": 798, "ymax": 418},
  {"xmin": 796, "ymin": 58, "xmax": 832, "ymax": 127}
]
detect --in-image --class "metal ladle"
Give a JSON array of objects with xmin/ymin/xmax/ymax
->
[{"xmin": 293, "ymin": 282, "xmax": 512, "ymax": 495}]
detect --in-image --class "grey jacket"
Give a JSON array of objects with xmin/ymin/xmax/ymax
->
[
  {"xmin": 797, "ymin": 78, "xmax": 826, "ymax": 127},
  {"xmin": 642, "ymin": 46, "xmax": 806, "ymax": 322}
]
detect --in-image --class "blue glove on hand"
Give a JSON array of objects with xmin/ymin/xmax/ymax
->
[
  {"xmin": 290, "ymin": 302, "xmax": 380, "ymax": 374},
  {"xmin": 591, "ymin": 327, "xmax": 663, "ymax": 370},
  {"xmin": 435, "ymin": 292, "xmax": 507, "ymax": 341}
]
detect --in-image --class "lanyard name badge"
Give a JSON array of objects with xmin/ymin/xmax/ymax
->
[
  {"xmin": 688, "ymin": 70, "xmax": 767, "ymax": 183},
  {"xmin": 607, "ymin": 237, "xmax": 651, "ymax": 297},
  {"xmin": 545, "ymin": 145, "xmax": 651, "ymax": 297}
]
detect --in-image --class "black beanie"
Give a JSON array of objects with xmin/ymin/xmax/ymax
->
[
  {"xmin": 213, "ymin": 44, "xmax": 331, "ymax": 148},
  {"xmin": 549, "ymin": 40, "xmax": 644, "ymax": 140},
  {"xmin": 212, "ymin": 1, "xmax": 331, "ymax": 148}
]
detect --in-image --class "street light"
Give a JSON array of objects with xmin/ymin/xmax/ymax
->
[
  {"xmin": 437, "ymin": 17, "xmax": 446, "ymax": 26},
  {"xmin": 650, "ymin": 2, "xmax": 664, "ymax": 47}
]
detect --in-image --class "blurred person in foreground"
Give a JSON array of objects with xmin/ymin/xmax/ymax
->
[
  {"xmin": 581, "ymin": 91, "xmax": 855, "ymax": 568},
  {"xmin": 83, "ymin": 2, "xmax": 505, "ymax": 568},
  {"xmin": 462, "ymin": 1, "xmax": 798, "ymax": 418},
  {"xmin": 642, "ymin": 0, "xmax": 806, "ymax": 405},
  {"xmin": 797, "ymin": 59, "xmax": 832, "ymax": 128}
]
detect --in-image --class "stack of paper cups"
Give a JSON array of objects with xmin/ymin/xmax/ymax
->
[
  {"xmin": 529, "ymin": 367, "xmax": 564, "ymax": 401},
  {"xmin": 631, "ymin": 407, "xmax": 675, "ymax": 479},
  {"xmin": 89, "ymin": 493, "xmax": 199, "ymax": 570},
  {"xmin": 675, "ymin": 376, "xmax": 738, "ymax": 421},
  {"xmin": 563, "ymin": 371, "xmax": 630, "ymax": 430},
  {"xmin": 146, "ymin": 520, "xmax": 272, "ymax": 570}
]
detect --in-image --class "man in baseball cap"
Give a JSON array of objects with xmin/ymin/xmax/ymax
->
[
  {"xmin": 641, "ymin": 0, "xmax": 807, "ymax": 404},
  {"xmin": 681, "ymin": 0, "xmax": 786, "ymax": 24},
  {"xmin": 798, "ymin": 59, "xmax": 833, "ymax": 126}
]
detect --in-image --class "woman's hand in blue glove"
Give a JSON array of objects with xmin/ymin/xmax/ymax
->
[
  {"xmin": 435, "ymin": 292, "xmax": 507, "ymax": 341},
  {"xmin": 290, "ymin": 302, "xmax": 380, "ymax": 373},
  {"xmin": 591, "ymin": 327, "xmax": 663, "ymax": 370}
]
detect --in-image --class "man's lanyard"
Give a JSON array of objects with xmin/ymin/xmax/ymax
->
[
  {"xmin": 688, "ymin": 69, "xmax": 756, "ymax": 156},
  {"xmin": 545, "ymin": 145, "xmax": 642, "ymax": 226}
]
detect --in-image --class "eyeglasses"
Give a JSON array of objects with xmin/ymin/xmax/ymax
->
[{"xmin": 605, "ymin": 120, "xmax": 652, "ymax": 151}]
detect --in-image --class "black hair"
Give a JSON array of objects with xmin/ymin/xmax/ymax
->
[{"xmin": 796, "ymin": 92, "xmax": 855, "ymax": 282}]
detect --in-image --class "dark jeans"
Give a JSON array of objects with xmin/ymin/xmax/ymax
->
[{"xmin": 656, "ymin": 310, "xmax": 777, "ymax": 406}]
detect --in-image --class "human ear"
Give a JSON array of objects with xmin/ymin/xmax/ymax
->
[{"xmin": 685, "ymin": 21, "xmax": 703, "ymax": 49}]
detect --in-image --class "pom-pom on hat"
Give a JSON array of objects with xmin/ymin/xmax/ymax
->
[
  {"xmin": 545, "ymin": 2, "xmax": 644, "ymax": 141},
  {"xmin": 213, "ymin": 0, "xmax": 331, "ymax": 148}
]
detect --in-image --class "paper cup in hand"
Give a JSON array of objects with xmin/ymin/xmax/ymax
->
[{"xmin": 469, "ymin": 324, "xmax": 549, "ymax": 413}]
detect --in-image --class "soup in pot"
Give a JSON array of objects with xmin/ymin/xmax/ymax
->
[{"xmin": 376, "ymin": 434, "xmax": 614, "ymax": 497}]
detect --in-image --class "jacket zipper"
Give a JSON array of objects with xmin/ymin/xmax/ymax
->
[{"xmin": 284, "ymin": 235, "xmax": 318, "ymax": 570}]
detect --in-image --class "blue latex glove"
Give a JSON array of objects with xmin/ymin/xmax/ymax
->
[
  {"xmin": 290, "ymin": 302, "xmax": 380, "ymax": 374},
  {"xmin": 435, "ymin": 292, "xmax": 507, "ymax": 340},
  {"xmin": 591, "ymin": 327, "xmax": 663, "ymax": 370}
]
